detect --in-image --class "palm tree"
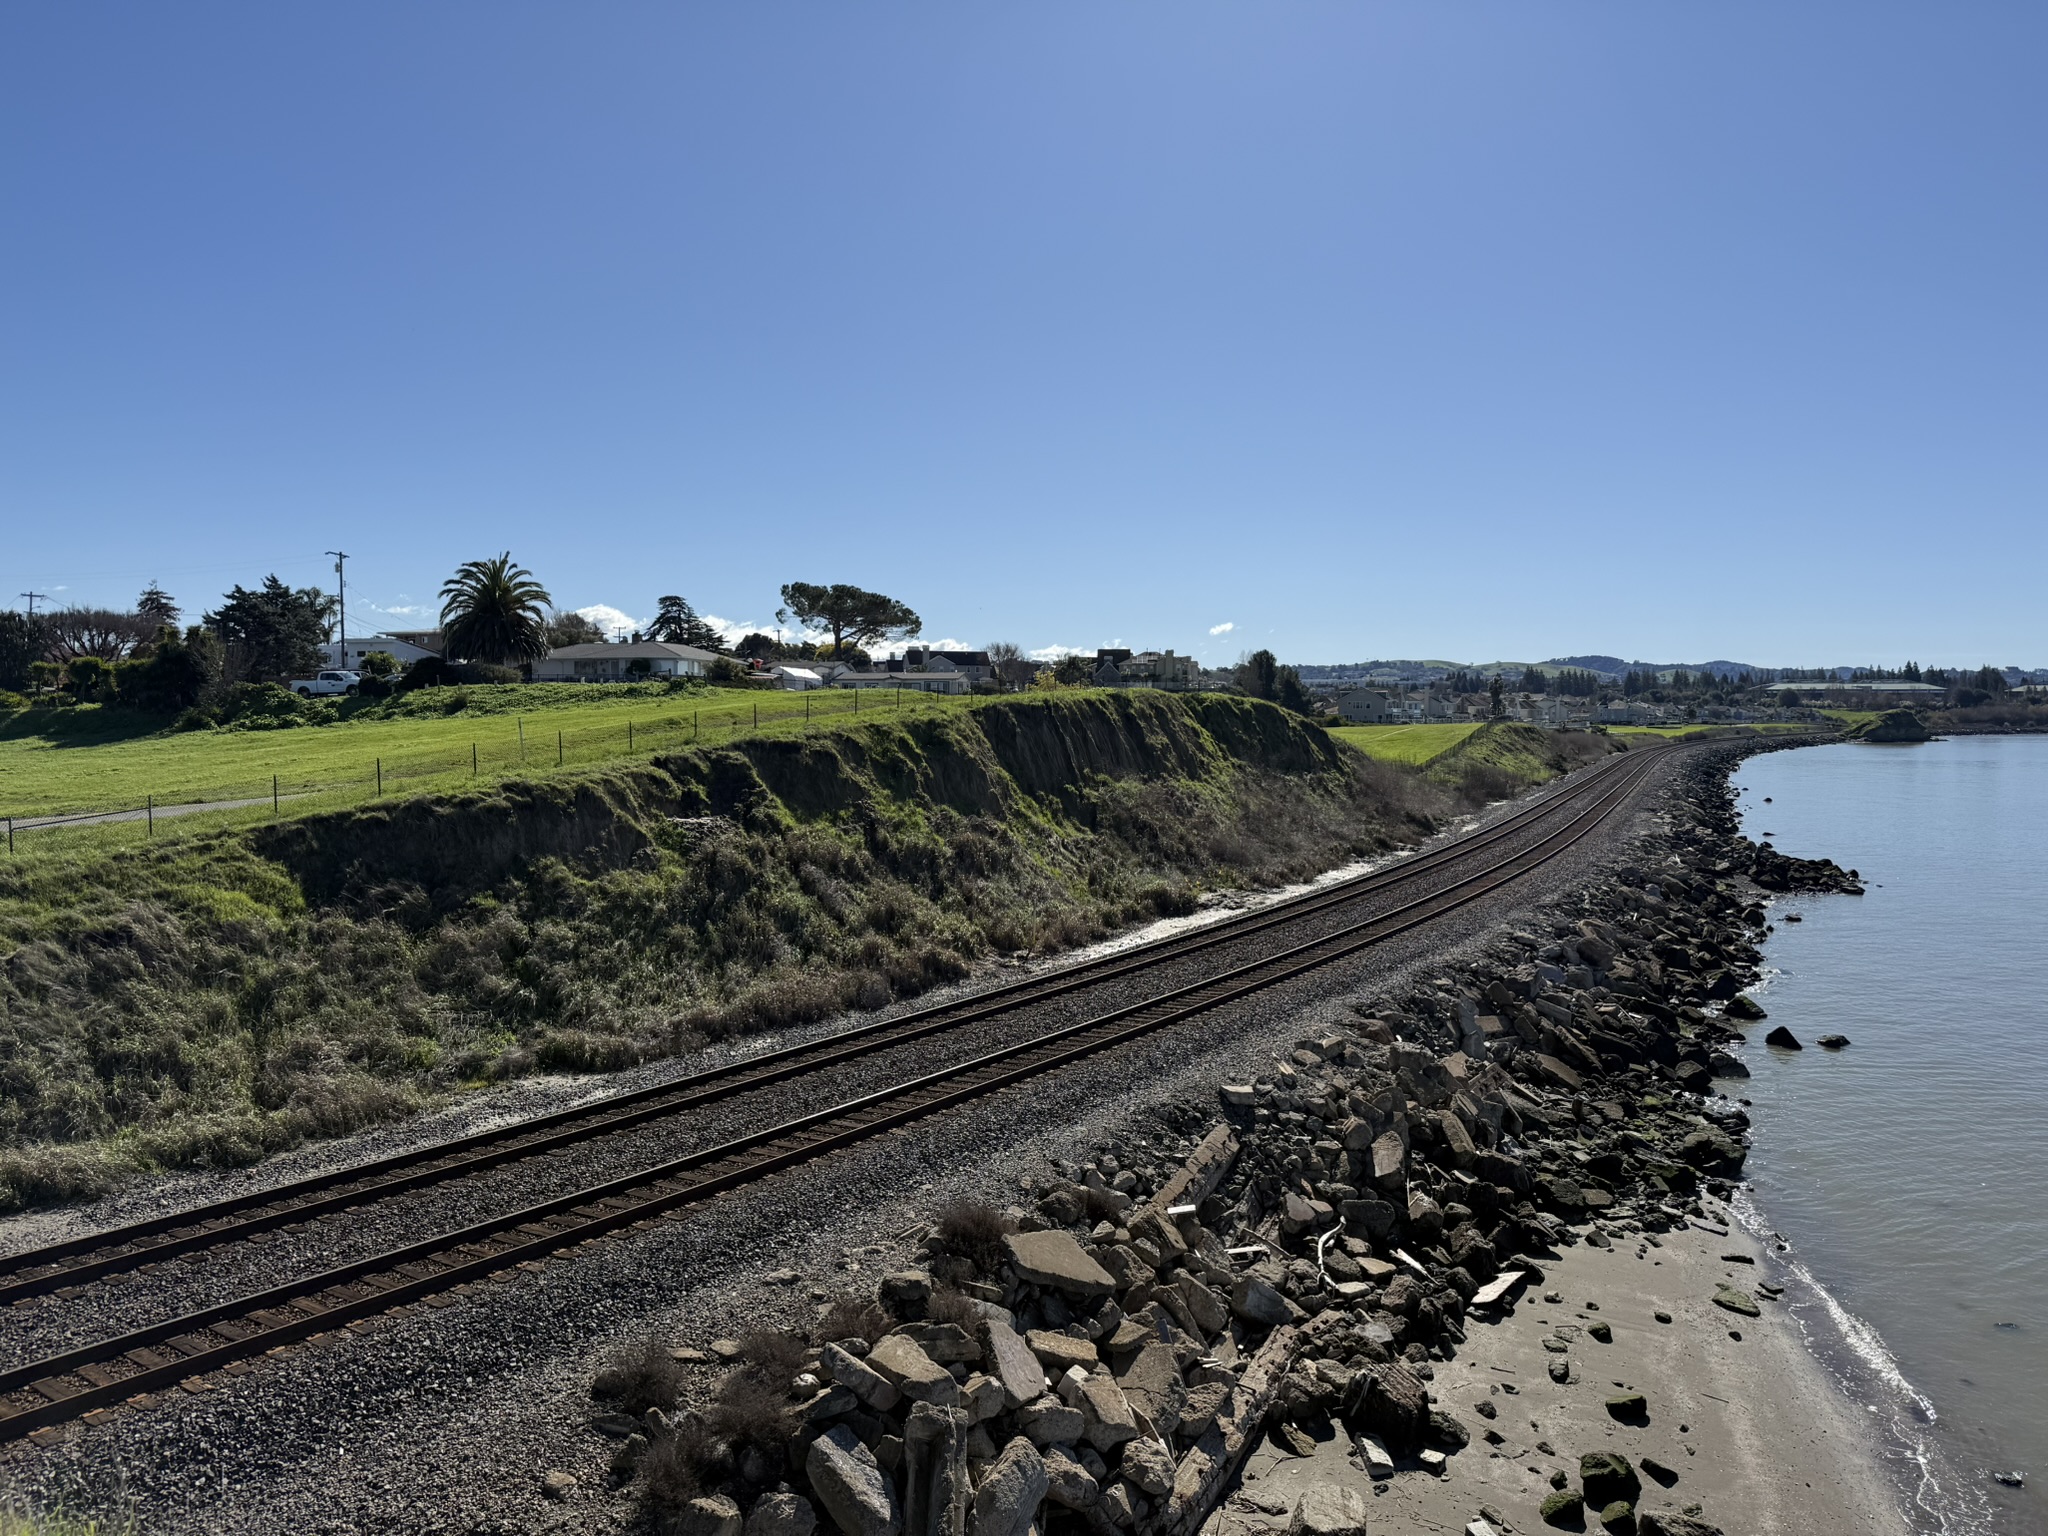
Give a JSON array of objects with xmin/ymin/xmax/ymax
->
[{"xmin": 438, "ymin": 553, "xmax": 553, "ymax": 665}]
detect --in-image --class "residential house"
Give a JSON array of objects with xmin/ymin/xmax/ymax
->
[
  {"xmin": 324, "ymin": 634, "xmax": 440, "ymax": 670},
  {"xmin": 1089, "ymin": 648, "xmax": 1201, "ymax": 690},
  {"xmin": 902, "ymin": 648, "xmax": 994, "ymax": 685},
  {"xmin": 772, "ymin": 666, "xmax": 826, "ymax": 690},
  {"xmin": 1118, "ymin": 650, "xmax": 1201, "ymax": 690},
  {"xmin": 1333, "ymin": 688, "xmax": 1394, "ymax": 724},
  {"xmin": 530, "ymin": 641, "xmax": 718, "ymax": 682}
]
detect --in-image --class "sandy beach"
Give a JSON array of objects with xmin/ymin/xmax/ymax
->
[{"xmin": 1215, "ymin": 1204, "xmax": 1907, "ymax": 1535}]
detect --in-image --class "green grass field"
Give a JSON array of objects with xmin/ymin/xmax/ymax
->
[
  {"xmin": 1325, "ymin": 722, "xmax": 1481, "ymax": 764},
  {"xmin": 0, "ymin": 682, "xmax": 972, "ymax": 823},
  {"xmin": 1609, "ymin": 721, "xmax": 1814, "ymax": 741}
]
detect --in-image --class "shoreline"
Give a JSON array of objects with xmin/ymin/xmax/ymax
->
[
  {"xmin": 0, "ymin": 741, "xmax": 1936, "ymax": 1536},
  {"xmin": 547, "ymin": 736, "xmax": 1926, "ymax": 1536}
]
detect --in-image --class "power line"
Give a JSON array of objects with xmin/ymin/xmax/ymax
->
[{"xmin": 18, "ymin": 592, "xmax": 48, "ymax": 617}]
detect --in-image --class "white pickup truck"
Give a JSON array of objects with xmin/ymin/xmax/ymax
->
[{"xmin": 290, "ymin": 670, "xmax": 362, "ymax": 697}]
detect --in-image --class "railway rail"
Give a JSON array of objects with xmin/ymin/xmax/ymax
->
[{"xmin": 0, "ymin": 742, "xmax": 1670, "ymax": 1446}]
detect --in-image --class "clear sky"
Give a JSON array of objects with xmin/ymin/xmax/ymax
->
[{"xmin": 3, "ymin": 4, "xmax": 2043, "ymax": 669}]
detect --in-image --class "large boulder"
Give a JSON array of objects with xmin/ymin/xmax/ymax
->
[
  {"xmin": 969, "ymin": 1437, "xmax": 1048, "ymax": 1536},
  {"xmin": 1116, "ymin": 1342, "xmax": 1187, "ymax": 1438},
  {"xmin": 1076, "ymin": 1372, "xmax": 1140, "ymax": 1451},
  {"xmin": 1288, "ymin": 1485, "xmax": 1369, "ymax": 1536},
  {"xmin": 1017, "ymin": 1395, "xmax": 1086, "ymax": 1447},
  {"xmin": 1040, "ymin": 1445, "xmax": 1100, "ymax": 1510},
  {"xmin": 1580, "ymin": 1453, "xmax": 1640, "ymax": 1508},
  {"xmin": 823, "ymin": 1343, "xmax": 904, "ymax": 1413},
  {"xmin": 868, "ymin": 1335, "xmax": 962, "ymax": 1407},
  {"xmin": 1341, "ymin": 1363, "xmax": 1430, "ymax": 1455},
  {"xmin": 1118, "ymin": 1437, "xmax": 1176, "ymax": 1499},
  {"xmin": 1231, "ymin": 1274, "xmax": 1293, "ymax": 1329},
  {"xmin": 1005, "ymin": 1232, "xmax": 1116, "ymax": 1298},
  {"xmin": 981, "ymin": 1317, "xmax": 1049, "ymax": 1409},
  {"xmin": 808, "ymin": 1426, "xmax": 903, "ymax": 1536}
]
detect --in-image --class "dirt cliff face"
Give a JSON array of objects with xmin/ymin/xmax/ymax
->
[{"xmin": 1, "ymin": 694, "xmax": 1441, "ymax": 1210}]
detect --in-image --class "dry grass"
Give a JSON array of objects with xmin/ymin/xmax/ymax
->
[
  {"xmin": 591, "ymin": 1337, "xmax": 683, "ymax": 1416},
  {"xmin": 934, "ymin": 1197, "xmax": 1013, "ymax": 1276},
  {"xmin": 815, "ymin": 1295, "xmax": 892, "ymax": 1346}
]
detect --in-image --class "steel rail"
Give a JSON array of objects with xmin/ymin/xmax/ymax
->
[
  {"xmin": 0, "ymin": 747, "xmax": 1663, "ymax": 1444},
  {"xmin": 0, "ymin": 749, "xmax": 1646, "ymax": 1304}
]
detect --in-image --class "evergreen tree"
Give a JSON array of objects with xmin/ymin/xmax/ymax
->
[
  {"xmin": 647, "ymin": 594, "xmax": 726, "ymax": 652},
  {"xmin": 137, "ymin": 583, "xmax": 180, "ymax": 625},
  {"xmin": 204, "ymin": 577, "xmax": 334, "ymax": 682}
]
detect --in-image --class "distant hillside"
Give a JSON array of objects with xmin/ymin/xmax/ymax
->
[
  {"xmin": 1300, "ymin": 655, "xmax": 1769, "ymax": 683},
  {"xmin": 1544, "ymin": 656, "xmax": 1764, "ymax": 681}
]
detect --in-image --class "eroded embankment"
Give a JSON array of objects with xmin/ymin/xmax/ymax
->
[{"xmin": 0, "ymin": 694, "xmax": 1536, "ymax": 1211}]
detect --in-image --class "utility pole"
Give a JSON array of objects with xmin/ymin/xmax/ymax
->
[
  {"xmin": 325, "ymin": 551, "xmax": 349, "ymax": 669},
  {"xmin": 18, "ymin": 592, "xmax": 48, "ymax": 617}
]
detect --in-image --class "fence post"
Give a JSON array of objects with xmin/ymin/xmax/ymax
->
[
  {"xmin": 5, "ymin": 818, "xmax": 10, "ymax": 855},
  {"xmin": 472, "ymin": 742, "xmax": 478, "ymax": 776},
  {"xmin": 558, "ymin": 730, "xmax": 563, "ymax": 766},
  {"xmin": 753, "ymin": 702, "xmax": 758, "ymax": 728},
  {"xmin": 629, "ymin": 721, "xmax": 634, "ymax": 752},
  {"xmin": 273, "ymin": 775, "xmax": 278, "ymax": 814},
  {"xmin": 518, "ymin": 717, "xmax": 525, "ymax": 762},
  {"xmin": 376, "ymin": 758, "xmax": 382, "ymax": 795},
  {"xmin": 147, "ymin": 794, "xmax": 153, "ymax": 836}
]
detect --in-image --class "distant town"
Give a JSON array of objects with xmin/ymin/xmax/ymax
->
[{"xmin": 2, "ymin": 559, "xmax": 2040, "ymax": 729}]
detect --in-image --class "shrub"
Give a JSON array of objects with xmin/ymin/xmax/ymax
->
[
  {"xmin": 222, "ymin": 681, "xmax": 306, "ymax": 727},
  {"xmin": 935, "ymin": 1198, "xmax": 1013, "ymax": 1276},
  {"xmin": 172, "ymin": 707, "xmax": 217, "ymax": 732},
  {"xmin": 0, "ymin": 690, "xmax": 26, "ymax": 712},
  {"xmin": 815, "ymin": 1295, "xmax": 891, "ymax": 1346},
  {"xmin": 591, "ymin": 1337, "xmax": 682, "ymax": 1416},
  {"xmin": 642, "ymin": 1416, "xmax": 724, "ymax": 1512}
]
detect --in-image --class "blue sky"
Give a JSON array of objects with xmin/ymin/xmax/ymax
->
[{"xmin": 3, "ymin": 4, "xmax": 2043, "ymax": 668}]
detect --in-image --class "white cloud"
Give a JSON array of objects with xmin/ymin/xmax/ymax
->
[
  {"xmin": 701, "ymin": 613, "xmax": 766, "ymax": 645},
  {"xmin": 1029, "ymin": 644, "xmax": 1089, "ymax": 662},
  {"xmin": 1208, "ymin": 621, "xmax": 1235, "ymax": 636},
  {"xmin": 575, "ymin": 604, "xmax": 644, "ymax": 640}
]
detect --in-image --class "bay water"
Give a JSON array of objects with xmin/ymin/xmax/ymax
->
[{"xmin": 1728, "ymin": 735, "xmax": 2048, "ymax": 1535}]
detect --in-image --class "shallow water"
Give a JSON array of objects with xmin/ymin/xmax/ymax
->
[{"xmin": 1730, "ymin": 735, "xmax": 2048, "ymax": 1535}]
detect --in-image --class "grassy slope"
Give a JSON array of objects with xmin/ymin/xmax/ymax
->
[
  {"xmin": 1422, "ymin": 721, "xmax": 1619, "ymax": 797},
  {"xmin": 1324, "ymin": 722, "xmax": 1481, "ymax": 764},
  {"xmin": 0, "ymin": 684, "xmax": 969, "ymax": 818},
  {"xmin": 0, "ymin": 691, "xmax": 1447, "ymax": 1209}
]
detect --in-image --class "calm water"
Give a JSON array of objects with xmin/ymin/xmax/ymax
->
[{"xmin": 1729, "ymin": 736, "xmax": 2048, "ymax": 1536}]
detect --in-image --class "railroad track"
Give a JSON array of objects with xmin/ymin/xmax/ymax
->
[
  {"xmin": 0, "ymin": 746, "xmax": 1640, "ymax": 1307},
  {"xmin": 0, "ymin": 743, "xmax": 1669, "ymax": 1446}
]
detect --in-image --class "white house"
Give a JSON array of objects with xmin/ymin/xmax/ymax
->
[
  {"xmin": 772, "ymin": 666, "xmax": 826, "ymax": 690},
  {"xmin": 325, "ymin": 634, "xmax": 441, "ymax": 670},
  {"xmin": 530, "ymin": 641, "xmax": 719, "ymax": 682}
]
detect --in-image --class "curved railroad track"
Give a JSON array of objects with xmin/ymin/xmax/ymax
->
[{"xmin": 0, "ymin": 741, "xmax": 1674, "ymax": 1446}]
